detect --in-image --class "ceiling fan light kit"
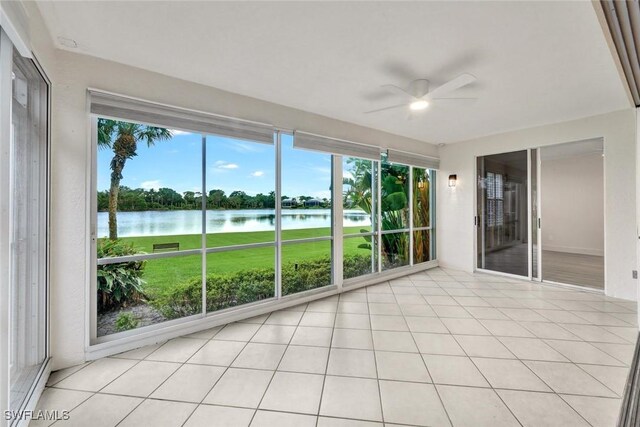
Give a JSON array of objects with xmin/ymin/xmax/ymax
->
[
  {"xmin": 365, "ymin": 73, "xmax": 477, "ymax": 115},
  {"xmin": 409, "ymin": 100, "xmax": 429, "ymax": 111}
]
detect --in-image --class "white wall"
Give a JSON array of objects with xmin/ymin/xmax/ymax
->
[
  {"xmin": 540, "ymin": 151, "xmax": 604, "ymax": 256},
  {"xmin": 437, "ymin": 109, "xmax": 637, "ymax": 301}
]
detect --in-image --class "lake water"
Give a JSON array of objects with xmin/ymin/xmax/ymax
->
[{"xmin": 97, "ymin": 209, "xmax": 371, "ymax": 238}]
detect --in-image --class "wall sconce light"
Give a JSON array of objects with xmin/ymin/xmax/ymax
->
[{"xmin": 448, "ymin": 174, "xmax": 457, "ymax": 187}]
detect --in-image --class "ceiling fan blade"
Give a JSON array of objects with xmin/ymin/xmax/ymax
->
[
  {"xmin": 380, "ymin": 84, "xmax": 416, "ymax": 101},
  {"xmin": 364, "ymin": 103, "xmax": 408, "ymax": 114},
  {"xmin": 428, "ymin": 73, "xmax": 476, "ymax": 99},
  {"xmin": 431, "ymin": 97, "xmax": 478, "ymax": 101}
]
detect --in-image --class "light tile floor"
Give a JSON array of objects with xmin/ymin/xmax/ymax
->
[{"xmin": 33, "ymin": 268, "xmax": 638, "ymax": 427}]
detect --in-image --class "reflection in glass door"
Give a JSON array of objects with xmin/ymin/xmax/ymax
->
[
  {"xmin": 2, "ymin": 39, "xmax": 49, "ymax": 419},
  {"xmin": 530, "ymin": 149, "xmax": 539, "ymax": 279},
  {"xmin": 476, "ymin": 150, "xmax": 529, "ymax": 277}
]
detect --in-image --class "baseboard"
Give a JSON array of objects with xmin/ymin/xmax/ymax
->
[
  {"xmin": 543, "ymin": 245, "xmax": 604, "ymax": 257},
  {"xmin": 436, "ymin": 260, "xmax": 472, "ymax": 273}
]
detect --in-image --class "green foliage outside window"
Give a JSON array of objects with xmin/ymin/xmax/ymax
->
[{"xmin": 97, "ymin": 239, "xmax": 146, "ymax": 311}]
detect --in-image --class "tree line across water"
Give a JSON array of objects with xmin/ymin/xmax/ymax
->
[{"xmin": 97, "ymin": 187, "xmax": 333, "ymax": 212}]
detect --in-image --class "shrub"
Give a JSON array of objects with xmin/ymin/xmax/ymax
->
[
  {"xmin": 344, "ymin": 253, "xmax": 374, "ymax": 279},
  {"xmin": 152, "ymin": 254, "xmax": 372, "ymax": 319},
  {"xmin": 115, "ymin": 312, "xmax": 139, "ymax": 332},
  {"xmin": 282, "ymin": 256, "xmax": 331, "ymax": 295},
  {"xmin": 151, "ymin": 268, "xmax": 274, "ymax": 318},
  {"xmin": 97, "ymin": 239, "xmax": 146, "ymax": 312}
]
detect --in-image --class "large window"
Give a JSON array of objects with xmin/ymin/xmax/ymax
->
[
  {"xmin": 413, "ymin": 167, "xmax": 435, "ymax": 264},
  {"xmin": 205, "ymin": 134, "xmax": 277, "ymax": 312},
  {"xmin": 343, "ymin": 157, "xmax": 378, "ymax": 279},
  {"xmin": 96, "ymin": 125, "xmax": 204, "ymax": 336},
  {"xmin": 281, "ymin": 134, "xmax": 333, "ymax": 294},
  {"xmin": 380, "ymin": 160, "xmax": 410, "ymax": 270},
  {"xmin": 92, "ymin": 96, "xmax": 436, "ymax": 341},
  {"xmin": 343, "ymin": 157, "xmax": 435, "ymax": 276}
]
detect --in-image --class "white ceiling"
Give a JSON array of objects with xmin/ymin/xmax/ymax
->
[{"xmin": 37, "ymin": 1, "xmax": 630, "ymax": 144}]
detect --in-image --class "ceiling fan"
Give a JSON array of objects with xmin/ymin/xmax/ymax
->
[{"xmin": 365, "ymin": 73, "xmax": 477, "ymax": 114}]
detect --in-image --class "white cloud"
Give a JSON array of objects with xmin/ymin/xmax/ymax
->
[
  {"xmin": 250, "ymin": 170, "xmax": 265, "ymax": 177},
  {"xmin": 215, "ymin": 160, "xmax": 239, "ymax": 170},
  {"xmin": 228, "ymin": 140, "xmax": 263, "ymax": 153},
  {"xmin": 169, "ymin": 129, "xmax": 191, "ymax": 136},
  {"xmin": 140, "ymin": 180, "xmax": 161, "ymax": 190},
  {"xmin": 220, "ymin": 164, "xmax": 239, "ymax": 169}
]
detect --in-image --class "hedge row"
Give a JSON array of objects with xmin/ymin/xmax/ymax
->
[{"xmin": 151, "ymin": 254, "xmax": 372, "ymax": 319}]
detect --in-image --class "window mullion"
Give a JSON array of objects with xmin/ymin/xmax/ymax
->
[
  {"xmin": 275, "ymin": 131, "xmax": 282, "ymax": 299},
  {"xmin": 377, "ymin": 161, "xmax": 382, "ymax": 273},
  {"xmin": 201, "ymin": 135, "xmax": 207, "ymax": 316},
  {"xmin": 333, "ymin": 155, "xmax": 343, "ymax": 291},
  {"xmin": 409, "ymin": 165, "xmax": 414, "ymax": 266}
]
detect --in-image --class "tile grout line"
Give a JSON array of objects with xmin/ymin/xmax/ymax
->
[
  {"xmin": 178, "ymin": 319, "xmax": 269, "ymax": 427},
  {"xmin": 556, "ymin": 393, "xmax": 599, "ymax": 427},
  {"xmin": 480, "ymin": 313, "xmax": 627, "ymax": 423},
  {"xmin": 107, "ymin": 326, "xmax": 226, "ymax": 427},
  {"xmin": 396, "ymin": 273, "xmax": 456, "ymax": 427},
  {"xmin": 367, "ymin": 280, "xmax": 387, "ymax": 425},
  {"xmin": 314, "ymin": 297, "xmax": 339, "ymax": 427},
  {"xmin": 54, "ymin": 342, "xmax": 176, "ymax": 426},
  {"xmin": 48, "ymin": 375, "xmax": 626, "ymax": 401},
  {"xmin": 152, "ymin": 331, "xmax": 225, "ymax": 427},
  {"xmin": 248, "ymin": 300, "xmax": 314, "ymax": 425},
  {"xmin": 459, "ymin": 289, "xmax": 631, "ymax": 401},
  {"xmin": 435, "ymin": 273, "xmax": 527, "ymax": 427},
  {"xmin": 49, "ymin": 342, "xmax": 632, "ymax": 378}
]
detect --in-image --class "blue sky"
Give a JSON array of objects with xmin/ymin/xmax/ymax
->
[{"xmin": 97, "ymin": 132, "xmax": 332, "ymax": 199}]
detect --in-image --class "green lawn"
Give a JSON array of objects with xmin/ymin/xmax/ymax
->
[{"xmin": 107, "ymin": 226, "xmax": 373, "ymax": 297}]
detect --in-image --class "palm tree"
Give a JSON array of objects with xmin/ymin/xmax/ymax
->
[
  {"xmin": 98, "ymin": 119, "xmax": 172, "ymax": 240},
  {"xmin": 343, "ymin": 158, "xmax": 374, "ymax": 214}
]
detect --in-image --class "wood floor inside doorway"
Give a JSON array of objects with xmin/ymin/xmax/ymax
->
[
  {"xmin": 482, "ymin": 245, "xmax": 604, "ymax": 290},
  {"xmin": 542, "ymin": 250, "xmax": 604, "ymax": 290}
]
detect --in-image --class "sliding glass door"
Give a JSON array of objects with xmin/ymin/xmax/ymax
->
[
  {"xmin": 1, "ymin": 30, "xmax": 50, "ymax": 421},
  {"xmin": 477, "ymin": 144, "xmax": 604, "ymax": 290},
  {"xmin": 476, "ymin": 150, "xmax": 530, "ymax": 277}
]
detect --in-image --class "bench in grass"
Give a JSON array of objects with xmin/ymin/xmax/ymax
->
[{"xmin": 152, "ymin": 242, "xmax": 180, "ymax": 252}]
